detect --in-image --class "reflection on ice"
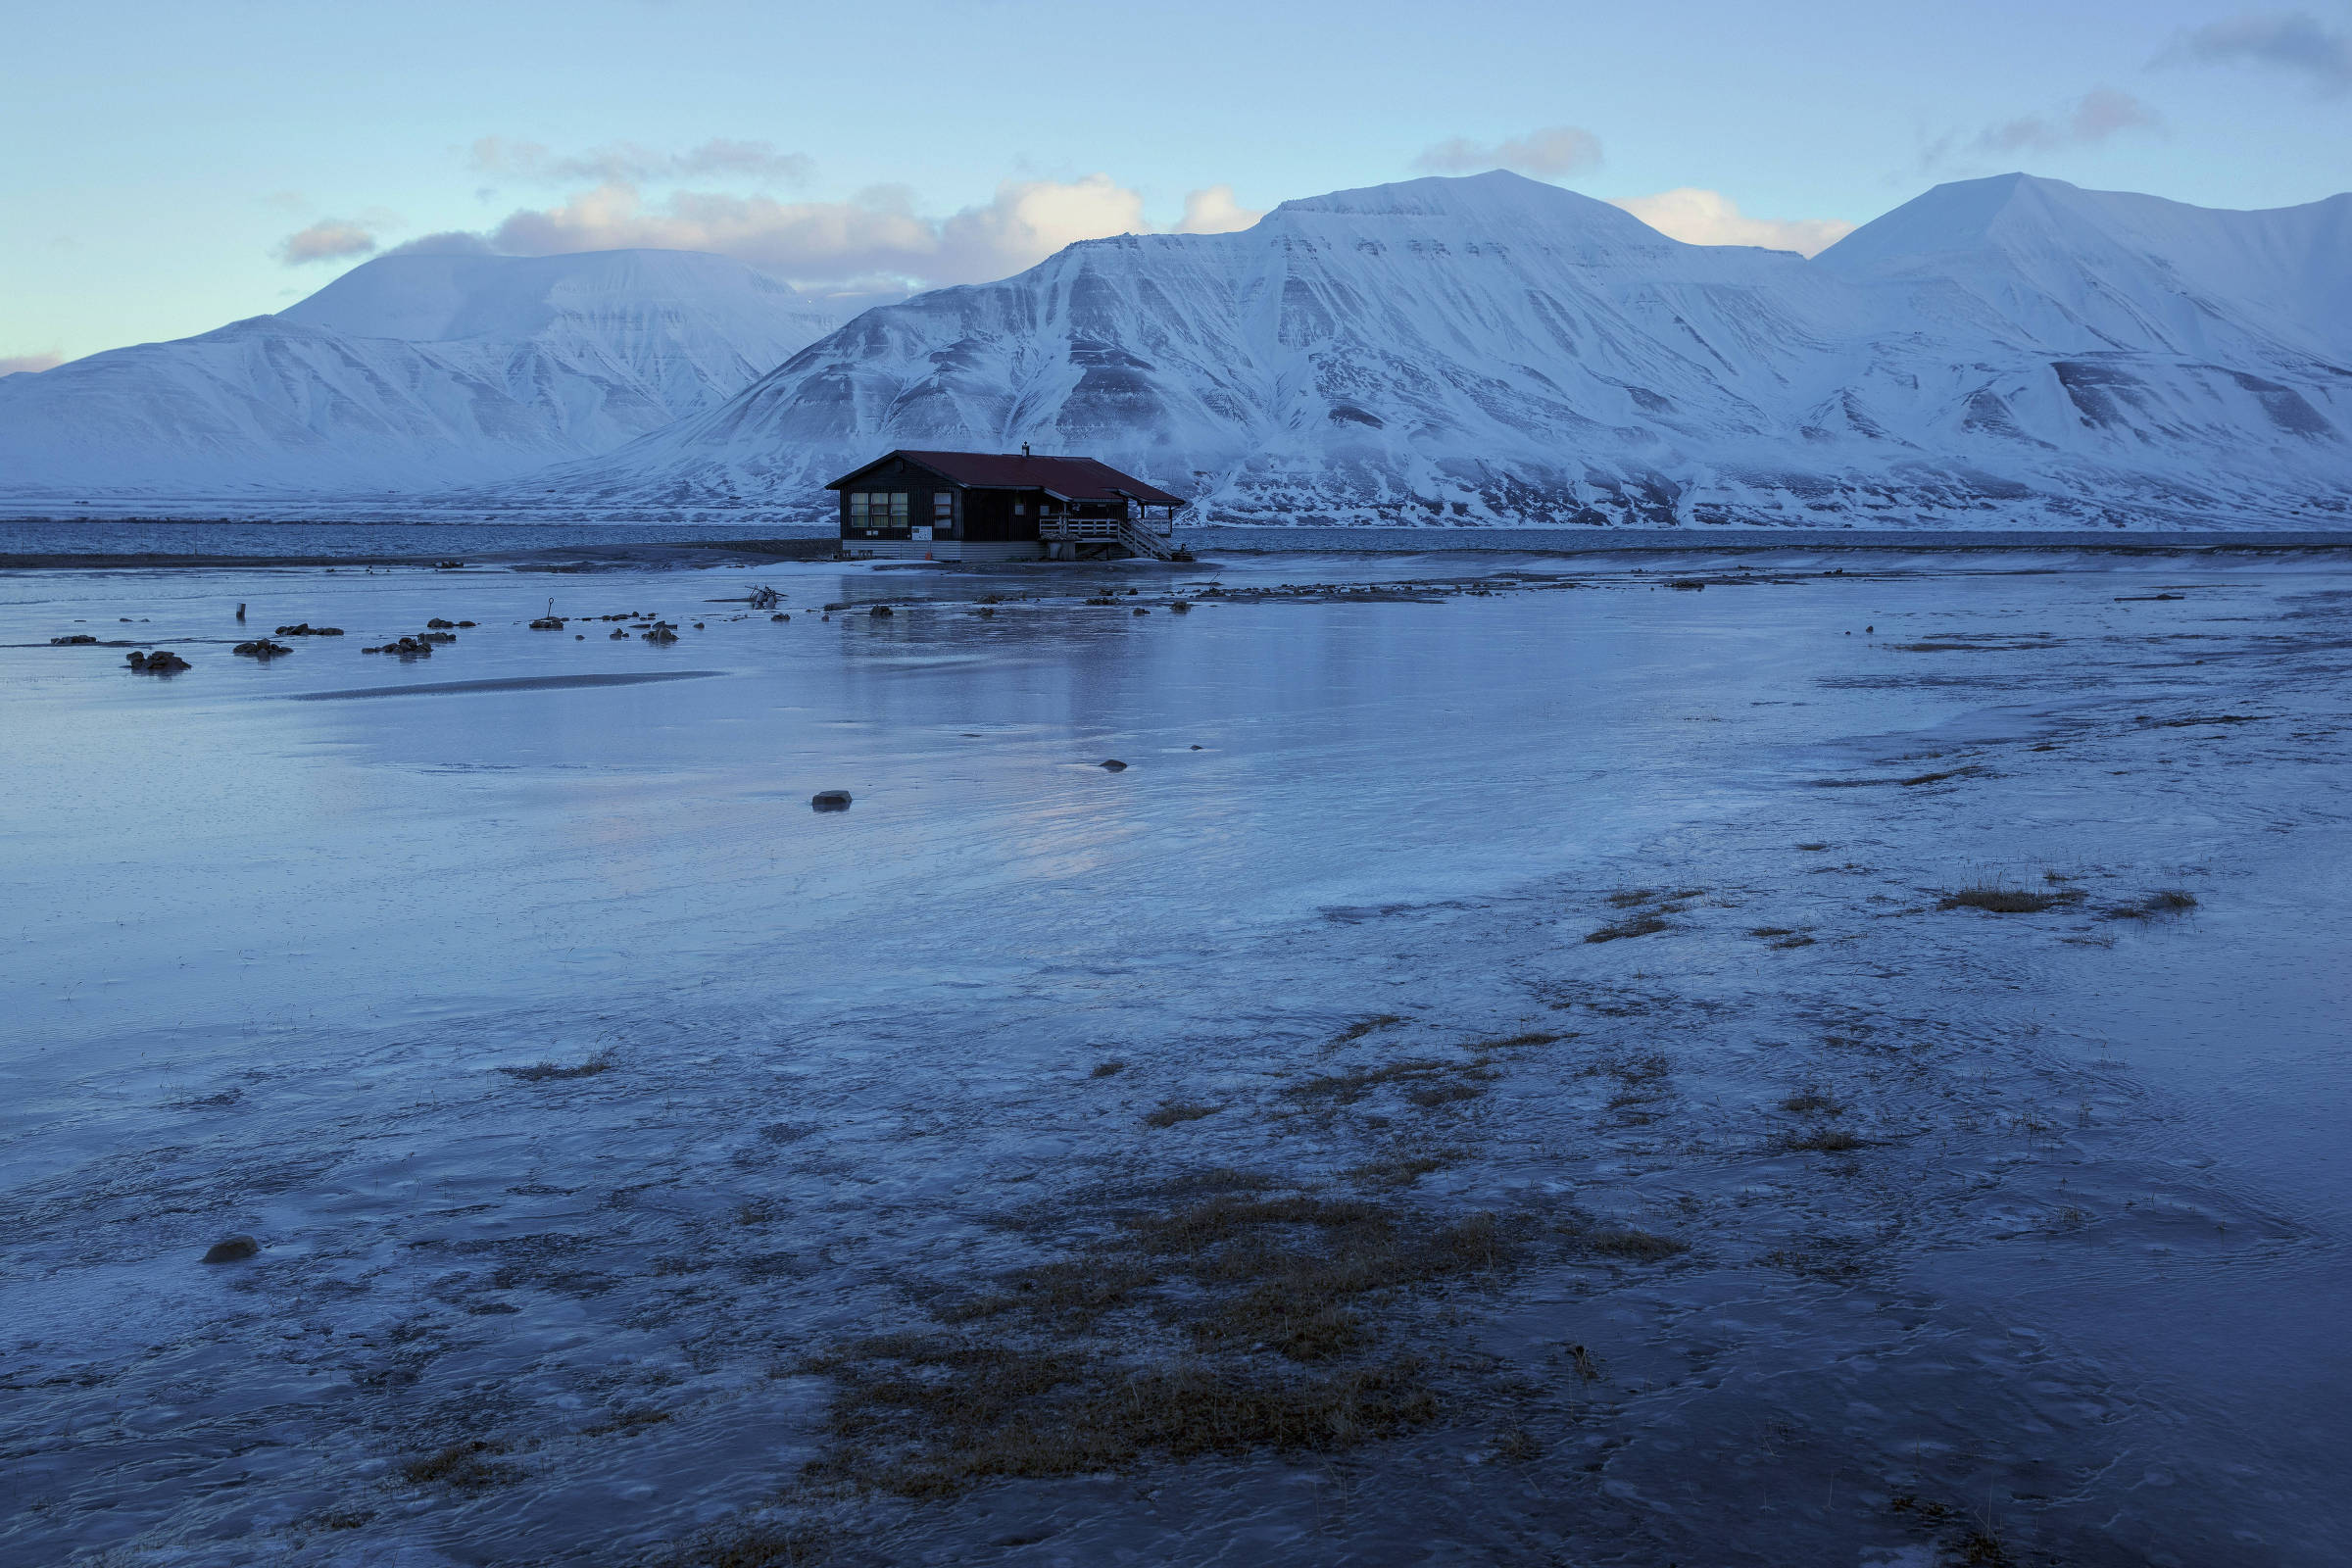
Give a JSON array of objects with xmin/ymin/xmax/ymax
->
[{"xmin": 1, "ymin": 549, "xmax": 2347, "ymax": 1565}]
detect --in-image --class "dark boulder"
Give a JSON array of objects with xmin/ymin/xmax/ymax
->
[
  {"xmin": 202, "ymin": 1234, "xmax": 259, "ymax": 1264},
  {"xmin": 1100, "ymin": 759, "xmax": 1128, "ymax": 771},
  {"xmin": 810, "ymin": 789, "xmax": 853, "ymax": 811}
]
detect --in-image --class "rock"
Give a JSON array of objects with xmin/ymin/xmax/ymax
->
[
  {"xmin": 235, "ymin": 603, "xmax": 246, "ymax": 621},
  {"xmin": 202, "ymin": 1234, "xmax": 259, "ymax": 1264},
  {"xmin": 529, "ymin": 616, "xmax": 565, "ymax": 630},
  {"xmin": 1669, "ymin": 579, "xmax": 1705, "ymax": 591},
  {"xmin": 50, "ymin": 634, "xmax": 98, "ymax": 645},
  {"xmin": 644, "ymin": 624, "xmax": 678, "ymax": 645},
  {"xmin": 610, "ymin": 628, "xmax": 627, "ymax": 638},
  {"xmin": 426, "ymin": 618, "xmax": 456, "ymax": 629},
  {"xmin": 975, "ymin": 607, "xmax": 996, "ymax": 617},
  {"xmin": 274, "ymin": 623, "xmax": 344, "ymax": 636},
  {"xmin": 1170, "ymin": 602, "xmax": 1192, "ymax": 613},
  {"xmin": 810, "ymin": 789, "xmax": 853, "ymax": 811},
  {"xmin": 771, "ymin": 612, "xmax": 790, "ymax": 621},
  {"xmin": 1100, "ymin": 760, "xmax": 1128, "ymax": 771},
  {"xmin": 128, "ymin": 650, "xmax": 190, "ymax": 673},
  {"xmin": 1133, "ymin": 607, "xmax": 1151, "ymax": 615},
  {"xmin": 232, "ymin": 639, "xmax": 292, "ymax": 659},
  {"xmin": 869, "ymin": 605, "xmax": 894, "ymax": 617}
]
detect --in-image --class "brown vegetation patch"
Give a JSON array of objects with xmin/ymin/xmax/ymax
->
[
  {"xmin": 1287, "ymin": 1057, "xmax": 1496, "ymax": 1108},
  {"xmin": 1585, "ymin": 914, "xmax": 1668, "ymax": 944},
  {"xmin": 1143, "ymin": 1101, "xmax": 1221, "ymax": 1128},
  {"xmin": 500, "ymin": 1052, "xmax": 613, "ymax": 1083},
  {"xmin": 1780, "ymin": 1090, "xmax": 1843, "ymax": 1115},
  {"xmin": 1936, "ymin": 884, "xmax": 2086, "ymax": 914},
  {"xmin": 1778, "ymin": 1127, "xmax": 1868, "ymax": 1153},
  {"xmin": 400, "ymin": 1440, "xmax": 520, "ymax": 1490},
  {"xmin": 2102, "ymin": 888, "xmax": 2199, "ymax": 919},
  {"xmin": 1580, "ymin": 1227, "xmax": 1690, "ymax": 1261},
  {"xmin": 800, "ymin": 1182, "xmax": 1512, "ymax": 1497}
]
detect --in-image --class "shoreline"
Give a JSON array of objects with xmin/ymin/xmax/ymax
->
[{"xmin": 5, "ymin": 525, "xmax": 2352, "ymax": 570}]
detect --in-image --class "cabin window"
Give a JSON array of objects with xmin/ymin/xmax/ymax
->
[
  {"xmin": 933, "ymin": 494, "xmax": 953, "ymax": 520},
  {"xmin": 1013, "ymin": 500, "xmax": 1028, "ymax": 516},
  {"xmin": 850, "ymin": 491, "xmax": 909, "ymax": 527}
]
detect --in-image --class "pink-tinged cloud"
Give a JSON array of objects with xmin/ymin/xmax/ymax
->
[
  {"xmin": 1609, "ymin": 189, "xmax": 1855, "ymax": 257},
  {"xmin": 1, "ymin": 352, "xmax": 65, "ymax": 377},
  {"xmin": 277, "ymin": 220, "xmax": 379, "ymax": 266},
  {"xmin": 1415, "ymin": 126, "xmax": 1603, "ymax": 178},
  {"xmin": 476, "ymin": 174, "xmax": 1254, "ymax": 287}
]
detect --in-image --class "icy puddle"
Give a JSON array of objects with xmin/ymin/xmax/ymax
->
[{"xmin": 2, "ymin": 550, "xmax": 2347, "ymax": 1566}]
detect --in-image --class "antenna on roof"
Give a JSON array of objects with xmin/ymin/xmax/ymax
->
[{"xmin": 1022, "ymin": 442, "xmax": 1031, "ymax": 458}]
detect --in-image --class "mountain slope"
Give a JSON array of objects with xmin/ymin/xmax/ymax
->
[
  {"xmin": 509, "ymin": 172, "xmax": 2352, "ymax": 529},
  {"xmin": 0, "ymin": 250, "xmax": 841, "ymax": 498}
]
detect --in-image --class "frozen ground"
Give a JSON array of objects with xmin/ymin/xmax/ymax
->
[{"xmin": 1, "ymin": 549, "xmax": 2347, "ymax": 1566}]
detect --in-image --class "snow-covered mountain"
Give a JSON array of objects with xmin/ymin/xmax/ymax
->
[
  {"xmin": 0, "ymin": 250, "xmax": 843, "ymax": 499},
  {"xmin": 508, "ymin": 172, "xmax": 2352, "ymax": 529}
]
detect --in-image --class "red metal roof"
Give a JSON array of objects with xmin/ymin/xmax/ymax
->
[{"xmin": 827, "ymin": 450, "xmax": 1187, "ymax": 507}]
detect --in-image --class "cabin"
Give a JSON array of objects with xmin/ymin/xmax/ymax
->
[{"xmin": 826, "ymin": 449, "xmax": 1188, "ymax": 563}]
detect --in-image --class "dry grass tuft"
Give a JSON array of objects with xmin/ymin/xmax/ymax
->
[
  {"xmin": 1090, "ymin": 1059, "xmax": 1127, "ymax": 1078},
  {"xmin": 1778, "ymin": 1127, "xmax": 1867, "ymax": 1153},
  {"xmin": 1937, "ymin": 883, "xmax": 2085, "ymax": 914},
  {"xmin": 2104, "ymin": 888, "xmax": 2199, "ymax": 919},
  {"xmin": 500, "ymin": 1051, "xmax": 614, "ymax": 1083},
  {"xmin": 1585, "ymin": 914, "xmax": 1668, "ymax": 944},
  {"xmin": 1143, "ymin": 1101, "xmax": 1220, "ymax": 1128},
  {"xmin": 1580, "ymin": 1227, "xmax": 1689, "ymax": 1261},
  {"xmin": 1287, "ymin": 1057, "xmax": 1496, "ymax": 1108},
  {"xmin": 1780, "ymin": 1090, "xmax": 1843, "ymax": 1115},
  {"xmin": 400, "ymin": 1440, "xmax": 519, "ymax": 1490},
  {"xmin": 1332, "ymin": 1013, "xmax": 1406, "ymax": 1045}
]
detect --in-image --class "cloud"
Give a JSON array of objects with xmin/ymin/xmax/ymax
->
[
  {"xmin": 1970, "ymin": 87, "xmax": 2163, "ymax": 155},
  {"xmin": 383, "ymin": 230, "xmax": 498, "ymax": 258},
  {"xmin": 1, "ymin": 352, "xmax": 64, "ymax": 377},
  {"xmin": 470, "ymin": 135, "xmax": 815, "ymax": 187},
  {"xmin": 1415, "ymin": 125, "xmax": 1603, "ymax": 178},
  {"xmin": 276, "ymin": 220, "xmax": 380, "ymax": 266},
  {"xmin": 1609, "ymin": 189, "xmax": 1856, "ymax": 256},
  {"xmin": 468, "ymin": 174, "xmax": 1253, "ymax": 288},
  {"xmin": 2159, "ymin": 11, "xmax": 2352, "ymax": 93},
  {"xmin": 1173, "ymin": 183, "xmax": 1265, "ymax": 234}
]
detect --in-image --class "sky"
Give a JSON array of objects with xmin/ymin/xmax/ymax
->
[{"xmin": 4, "ymin": 0, "xmax": 2350, "ymax": 370}]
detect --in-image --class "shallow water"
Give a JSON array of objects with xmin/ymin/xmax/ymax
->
[{"xmin": 2, "ymin": 551, "xmax": 2347, "ymax": 1565}]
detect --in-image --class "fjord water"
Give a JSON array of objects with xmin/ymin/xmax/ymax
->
[{"xmin": 3, "ymin": 552, "xmax": 2347, "ymax": 1565}]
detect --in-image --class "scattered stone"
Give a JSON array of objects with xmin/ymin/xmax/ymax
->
[
  {"xmin": 363, "ymin": 637, "xmax": 434, "ymax": 657},
  {"xmin": 434, "ymin": 560, "xmax": 464, "ymax": 569},
  {"xmin": 202, "ymin": 1235, "xmax": 259, "ymax": 1264},
  {"xmin": 419, "ymin": 631, "xmax": 457, "ymax": 644},
  {"xmin": 1170, "ymin": 601, "xmax": 1192, "ymax": 613},
  {"xmin": 772, "ymin": 612, "xmax": 790, "ymax": 621},
  {"xmin": 810, "ymin": 789, "xmax": 853, "ymax": 811},
  {"xmin": 1100, "ymin": 759, "xmax": 1128, "ymax": 771},
  {"xmin": 273, "ymin": 623, "xmax": 345, "ymax": 636},
  {"xmin": 457, "ymin": 620, "xmax": 476, "ymax": 628},
  {"xmin": 1669, "ymin": 579, "xmax": 1705, "ymax": 592},
  {"xmin": 869, "ymin": 605, "xmax": 894, "ymax": 617},
  {"xmin": 644, "ymin": 623, "xmax": 679, "ymax": 645},
  {"xmin": 529, "ymin": 616, "xmax": 566, "ymax": 630},
  {"xmin": 610, "ymin": 628, "xmax": 627, "ymax": 638},
  {"xmin": 235, "ymin": 603, "xmax": 246, "ymax": 621},
  {"xmin": 127, "ymin": 650, "xmax": 190, "ymax": 672},
  {"xmin": 232, "ymin": 639, "xmax": 293, "ymax": 659},
  {"xmin": 50, "ymin": 634, "xmax": 98, "ymax": 645},
  {"xmin": 426, "ymin": 618, "xmax": 456, "ymax": 629},
  {"xmin": 975, "ymin": 607, "xmax": 996, "ymax": 617},
  {"xmin": 1133, "ymin": 607, "xmax": 1151, "ymax": 615}
]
